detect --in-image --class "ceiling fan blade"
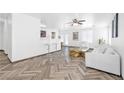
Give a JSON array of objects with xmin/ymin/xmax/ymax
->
[
  {"xmin": 79, "ymin": 20, "xmax": 86, "ymax": 22},
  {"xmin": 78, "ymin": 22, "xmax": 83, "ymax": 25}
]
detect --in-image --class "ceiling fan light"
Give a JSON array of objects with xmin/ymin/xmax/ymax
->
[{"xmin": 73, "ymin": 23, "xmax": 79, "ymax": 26}]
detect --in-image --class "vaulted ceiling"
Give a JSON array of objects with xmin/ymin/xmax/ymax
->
[{"xmin": 25, "ymin": 13, "xmax": 113, "ymax": 29}]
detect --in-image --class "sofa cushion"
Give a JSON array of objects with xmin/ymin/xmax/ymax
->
[{"xmin": 94, "ymin": 45, "xmax": 107, "ymax": 53}]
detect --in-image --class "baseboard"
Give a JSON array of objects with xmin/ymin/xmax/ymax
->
[
  {"xmin": 12, "ymin": 54, "xmax": 45, "ymax": 63},
  {"xmin": 11, "ymin": 50, "xmax": 61, "ymax": 63},
  {"xmin": 0, "ymin": 49, "xmax": 4, "ymax": 51}
]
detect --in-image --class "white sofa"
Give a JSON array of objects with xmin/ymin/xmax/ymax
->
[{"xmin": 85, "ymin": 45, "xmax": 120, "ymax": 75}]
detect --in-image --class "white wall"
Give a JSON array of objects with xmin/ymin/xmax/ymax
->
[
  {"xmin": 7, "ymin": 21, "xmax": 12, "ymax": 59},
  {"xmin": 68, "ymin": 30, "xmax": 80, "ymax": 47},
  {"xmin": 12, "ymin": 14, "xmax": 43, "ymax": 62},
  {"xmin": 61, "ymin": 28, "xmax": 93, "ymax": 47},
  {"xmin": 93, "ymin": 26, "xmax": 110, "ymax": 47},
  {"xmin": 11, "ymin": 14, "xmax": 61, "ymax": 62},
  {"xmin": 3, "ymin": 20, "xmax": 9, "ymax": 54},
  {"xmin": 0, "ymin": 21, "xmax": 4, "ymax": 50},
  {"xmin": 111, "ymin": 13, "xmax": 124, "ymax": 78},
  {"xmin": 0, "ymin": 14, "xmax": 12, "ymax": 60}
]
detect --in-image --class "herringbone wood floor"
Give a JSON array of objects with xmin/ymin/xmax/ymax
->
[{"xmin": 0, "ymin": 49, "xmax": 122, "ymax": 80}]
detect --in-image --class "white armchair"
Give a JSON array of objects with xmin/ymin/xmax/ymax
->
[{"xmin": 85, "ymin": 45, "xmax": 120, "ymax": 75}]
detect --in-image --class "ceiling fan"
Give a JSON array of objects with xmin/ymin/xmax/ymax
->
[{"xmin": 66, "ymin": 18, "xmax": 86, "ymax": 26}]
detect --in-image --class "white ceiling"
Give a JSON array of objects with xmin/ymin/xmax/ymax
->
[{"xmin": 26, "ymin": 13, "xmax": 113, "ymax": 29}]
